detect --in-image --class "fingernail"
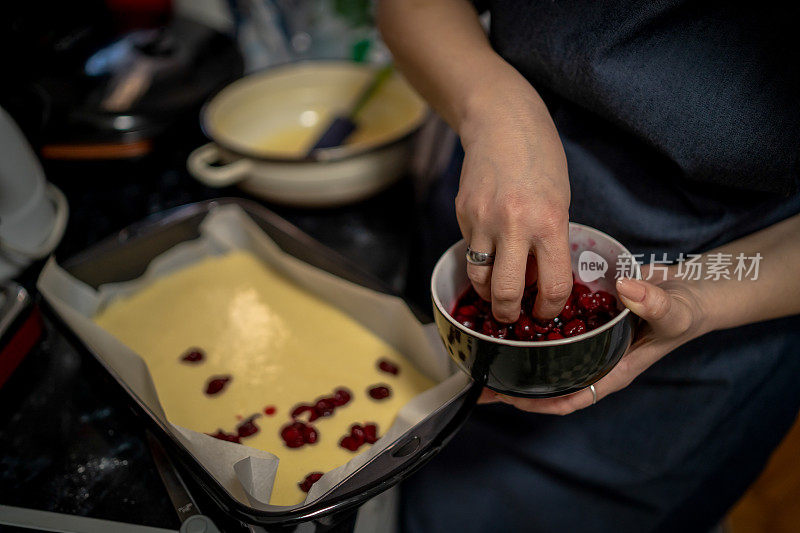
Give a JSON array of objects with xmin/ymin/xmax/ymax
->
[{"xmin": 616, "ymin": 278, "xmax": 646, "ymax": 302}]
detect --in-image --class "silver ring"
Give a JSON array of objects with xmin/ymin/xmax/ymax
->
[
  {"xmin": 466, "ymin": 247, "xmax": 495, "ymax": 266},
  {"xmin": 589, "ymin": 384, "xmax": 597, "ymax": 405}
]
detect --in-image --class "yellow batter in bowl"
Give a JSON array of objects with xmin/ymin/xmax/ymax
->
[{"xmin": 94, "ymin": 250, "xmax": 433, "ymax": 505}]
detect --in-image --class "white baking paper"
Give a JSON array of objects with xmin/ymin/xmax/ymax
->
[{"xmin": 37, "ymin": 204, "xmax": 468, "ymax": 510}]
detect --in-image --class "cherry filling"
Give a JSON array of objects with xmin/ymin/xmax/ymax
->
[
  {"xmin": 205, "ymin": 375, "xmax": 232, "ymax": 395},
  {"xmin": 208, "ymin": 430, "xmax": 240, "ymax": 444},
  {"xmin": 290, "ymin": 388, "xmax": 352, "ymax": 422},
  {"xmin": 181, "ymin": 348, "xmax": 205, "ymax": 363},
  {"xmin": 451, "ymin": 279, "xmax": 619, "ymax": 340},
  {"xmin": 281, "ymin": 421, "xmax": 318, "ymax": 448},
  {"xmin": 377, "ymin": 359, "xmax": 400, "ymax": 375},
  {"xmin": 299, "ymin": 472, "xmax": 324, "ymax": 493},
  {"xmin": 368, "ymin": 385, "xmax": 391, "ymax": 400},
  {"xmin": 339, "ymin": 423, "xmax": 379, "ymax": 451},
  {"xmin": 236, "ymin": 416, "xmax": 260, "ymax": 439},
  {"xmin": 263, "ymin": 405, "xmax": 277, "ymax": 416}
]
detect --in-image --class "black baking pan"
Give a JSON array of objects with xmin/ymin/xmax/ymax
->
[{"xmin": 44, "ymin": 198, "xmax": 480, "ymax": 527}]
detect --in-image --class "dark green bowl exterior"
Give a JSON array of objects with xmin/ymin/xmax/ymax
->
[{"xmin": 433, "ymin": 300, "xmax": 636, "ymax": 398}]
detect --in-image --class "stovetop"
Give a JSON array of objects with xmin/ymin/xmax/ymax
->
[{"xmin": 0, "ymin": 127, "xmax": 429, "ymax": 531}]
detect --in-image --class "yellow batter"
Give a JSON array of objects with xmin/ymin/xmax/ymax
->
[
  {"xmin": 255, "ymin": 86, "xmax": 423, "ymax": 157},
  {"xmin": 93, "ymin": 251, "xmax": 433, "ymax": 505}
]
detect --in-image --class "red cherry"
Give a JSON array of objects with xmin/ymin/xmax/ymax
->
[
  {"xmin": 532, "ymin": 320, "xmax": 553, "ymax": 334},
  {"xmin": 377, "ymin": 359, "xmax": 400, "ymax": 375},
  {"xmin": 572, "ymin": 283, "xmax": 591, "ymax": 299},
  {"xmin": 236, "ymin": 416, "xmax": 260, "ymax": 439},
  {"xmin": 455, "ymin": 316, "xmax": 478, "ymax": 330},
  {"xmin": 579, "ymin": 293, "xmax": 602, "ymax": 313},
  {"xmin": 299, "ymin": 472, "xmax": 323, "ymax": 492},
  {"xmin": 340, "ymin": 436, "xmax": 359, "ymax": 451},
  {"xmin": 205, "ymin": 375, "xmax": 231, "ymax": 396},
  {"xmin": 208, "ymin": 430, "xmax": 240, "ymax": 444},
  {"xmin": 291, "ymin": 404, "xmax": 317, "ymax": 421},
  {"xmin": 281, "ymin": 421, "xmax": 317, "ymax": 448},
  {"xmin": 480, "ymin": 319, "xmax": 509, "ymax": 339},
  {"xmin": 513, "ymin": 315, "xmax": 536, "ymax": 341},
  {"xmin": 332, "ymin": 388, "xmax": 352, "ymax": 406},
  {"xmin": 264, "ymin": 405, "xmax": 277, "ymax": 416},
  {"xmin": 181, "ymin": 348, "xmax": 204, "ymax": 363},
  {"xmin": 456, "ymin": 305, "xmax": 480, "ymax": 317},
  {"xmin": 596, "ymin": 291, "xmax": 617, "ymax": 312},
  {"xmin": 280, "ymin": 424, "xmax": 304, "ymax": 448},
  {"xmin": 368, "ymin": 385, "xmax": 391, "ymax": 400},
  {"xmin": 546, "ymin": 331, "xmax": 565, "ymax": 340},
  {"xmin": 563, "ymin": 319, "xmax": 587, "ymax": 337},
  {"xmin": 302, "ymin": 425, "xmax": 318, "ymax": 444},
  {"xmin": 559, "ymin": 298, "xmax": 578, "ymax": 321},
  {"xmin": 350, "ymin": 425, "xmax": 366, "ymax": 445},
  {"xmin": 315, "ymin": 398, "xmax": 335, "ymax": 418},
  {"xmin": 363, "ymin": 424, "xmax": 378, "ymax": 444}
]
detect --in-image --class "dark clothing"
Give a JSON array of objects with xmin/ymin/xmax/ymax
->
[
  {"xmin": 488, "ymin": 0, "xmax": 799, "ymax": 197},
  {"xmin": 401, "ymin": 2, "xmax": 800, "ymax": 532},
  {"xmin": 489, "ymin": 0, "xmax": 800, "ymax": 256}
]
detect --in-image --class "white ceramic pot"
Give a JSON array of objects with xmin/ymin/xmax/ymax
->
[{"xmin": 187, "ymin": 61, "xmax": 428, "ymax": 207}]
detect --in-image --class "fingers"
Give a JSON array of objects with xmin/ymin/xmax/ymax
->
[
  {"xmin": 491, "ymin": 238, "xmax": 530, "ymax": 322},
  {"xmin": 493, "ymin": 341, "xmax": 654, "ymax": 415},
  {"xmin": 494, "ymin": 388, "xmax": 593, "ymax": 415},
  {"xmin": 616, "ymin": 278, "xmax": 693, "ymax": 337},
  {"xmin": 466, "ymin": 232, "xmax": 494, "ymax": 301},
  {"xmin": 531, "ymin": 220, "xmax": 573, "ymax": 318}
]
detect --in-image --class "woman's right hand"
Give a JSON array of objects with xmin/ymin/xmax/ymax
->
[
  {"xmin": 455, "ymin": 76, "xmax": 573, "ymax": 323},
  {"xmin": 377, "ymin": 0, "xmax": 573, "ymax": 322}
]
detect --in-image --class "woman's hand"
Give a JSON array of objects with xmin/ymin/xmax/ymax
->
[
  {"xmin": 479, "ymin": 267, "xmax": 711, "ymax": 413},
  {"xmin": 378, "ymin": 0, "xmax": 573, "ymax": 322},
  {"xmin": 456, "ymin": 79, "xmax": 573, "ymax": 323}
]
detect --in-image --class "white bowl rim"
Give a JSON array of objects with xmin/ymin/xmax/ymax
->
[
  {"xmin": 430, "ymin": 222, "xmax": 643, "ymax": 347},
  {"xmin": 200, "ymin": 59, "xmax": 429, "ymax": 164}
]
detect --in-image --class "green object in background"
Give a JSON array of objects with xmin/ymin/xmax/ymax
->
[
  {"xmin": 352, "ymin": 38, "xmax": 372, "ymax": 63},
  {"xmin": 334, "ymin": 0, "xmax": 373, "ymax": 27}
]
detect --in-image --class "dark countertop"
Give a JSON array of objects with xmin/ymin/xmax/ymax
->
[{"xmin": 0, "ymin": 127, "xmax": 442, "ymax": 531}]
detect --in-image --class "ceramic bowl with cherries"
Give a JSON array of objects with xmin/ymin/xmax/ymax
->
[{"xmin": 431, "ymin": 223, "xmax": 642, "ymax": 398}]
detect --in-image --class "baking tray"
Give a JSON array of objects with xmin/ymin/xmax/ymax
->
[{"xmin": 46, "ymin": 198, "xmax": 479, "ymax": 527}]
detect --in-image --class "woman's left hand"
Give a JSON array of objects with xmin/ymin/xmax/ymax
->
[{"xmin": 479, "ymin": 267, "xmax": 711, "ymax": 414}]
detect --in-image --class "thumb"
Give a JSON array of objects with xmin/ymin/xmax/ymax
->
[{"xmin": 615, "ymin": 277, "xmax": 690, "ymax": 337}]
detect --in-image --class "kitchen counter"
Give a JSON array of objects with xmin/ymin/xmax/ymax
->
[{"xmin": 0, "ymin": 128, "xmax": 432, "ymax": 530}]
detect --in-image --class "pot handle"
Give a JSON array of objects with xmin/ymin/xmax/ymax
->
[{"xmin": 187, "ymin": 143, "xmax": 252, "ymax": 187}]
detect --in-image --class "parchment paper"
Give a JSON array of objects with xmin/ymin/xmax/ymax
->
[{"xmin": 37, "ymin": 204, "xmax": 468, "ymax": 510}]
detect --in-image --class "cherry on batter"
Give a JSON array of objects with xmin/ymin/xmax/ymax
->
[
  {"xmin": 368, "ymin": 385, "xmax": 391, "ymax": 400},
  {"xmin": 290, "ymin": 388, "xmax": 352, "ymax": 423},
  {"xmin": 377, "ymin": 359, "xmax": 400, "ymax": 375},
  {"xmin": 299, "ymin": 472, "xmax": 323, "ymax": 492},
  {"xmin": 236, "ymin": 416, "xmax": 260, "ymax": 439},
  {"xmin": 205, "ymin": 375, "xmax": 231, "ymax": 395},
  {"xmin": 208, "ymin": 430, "xmax": 240, "ymax": 444},
  {"xmin": 281, "ymin": 421, "xmax": 318, "ymax": 448},
  {"xmin": 339, "ymin": 423, "xmax": 379, "ymax": 451},
  {"xmin": 181, "ymin": 348, "xmax": 205, "ymax": 363}
]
